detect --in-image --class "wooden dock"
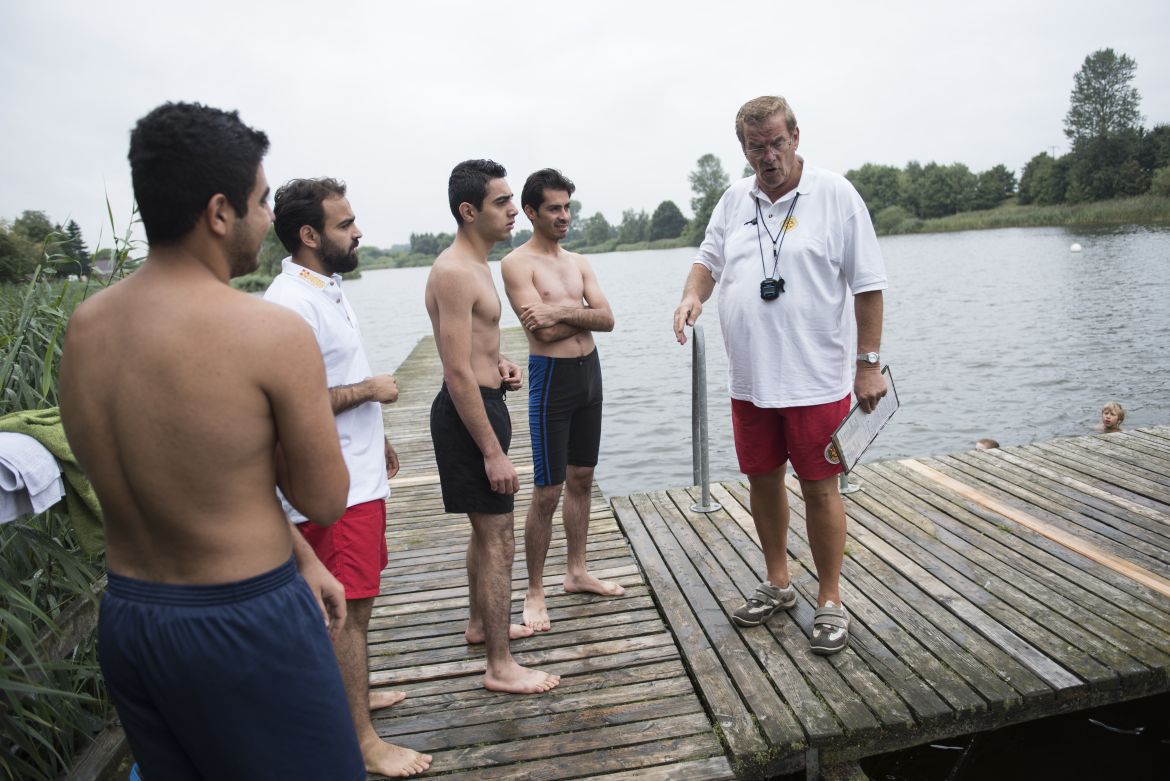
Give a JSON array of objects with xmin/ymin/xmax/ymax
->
[
  {"xmin": 368, "ymin": 329, "xmax": 735, "ymax": 780},
  {"xmin": 371, "ymin": 329, "xmax": 1170, "ymax": 779},
  {"xmin": 614, "ymin": 428, "xmax": 1170, "ymax": 777}
]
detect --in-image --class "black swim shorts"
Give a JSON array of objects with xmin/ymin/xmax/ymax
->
[
  {"xmin": 528, "ymin": 348, "xmax": 603, "ymax": 487},
  {"xmin": 430, "ymin": 382, "xmax": 515, "ymax": 514}
]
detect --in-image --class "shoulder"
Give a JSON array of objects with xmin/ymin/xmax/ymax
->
[
  {"xmin": 241, "ymin": 297, "xmax": 324, "ymax": 361},
  {"xmin": 724, "ymin": 176, "xmax": 755, "ymax": 198},
  {"xmin": 500, "ymin": 247, "xmax": 533, "ymax": 275},
  {"xmin": 427, "ymin": 253, "xmax": 479, "ymax": 297},
  {"xmin": 568, "ymin": 250, "xmax": 595, "ymax": 272},
  {"xmin": 244, "ymin": 294, "xmax": 316, "ymax": 333},
  {"xmin": 713, "ymin": 177, "xmax": 754, "ymax": 214}
]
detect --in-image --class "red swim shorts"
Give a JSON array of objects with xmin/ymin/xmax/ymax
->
[
  {"xmin": 297, "ymin": 498, "xmax": 388, "ymax": 600},
  {"xmin": 730, "ymin": 395, "xmax": 850, "ymax": 481}
]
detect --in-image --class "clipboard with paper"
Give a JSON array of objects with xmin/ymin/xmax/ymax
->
[{"xmin": 825, "ymin": 366, "xmax": 899, "ymax": 472}]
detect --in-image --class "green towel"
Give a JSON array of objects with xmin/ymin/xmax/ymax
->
[{"xmin": 0, "ymin": 407, "xmax": 104, "ymax": 555}]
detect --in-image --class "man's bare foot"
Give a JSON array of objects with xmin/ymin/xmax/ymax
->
[
  {"xmin": 523, "ymin": 592, "xmax": 551, "ymax": 632},
  {"xmin": 362, "ymin": 736, "xmax": 432, "ymax": 778},
  {"xmin": 564, "ymin": 571, "xmax": 625, "ymax": 597},
  {"xmin": 484, "ymin": 661, "xmax": 561, "ymax": 694},
  {"xmin": 369, "ymin": 689, "xmax": 406, "ymax": 711},
  {"xmin": 464, "ymin": 623, "xmax": 534, "ymax": 644}
]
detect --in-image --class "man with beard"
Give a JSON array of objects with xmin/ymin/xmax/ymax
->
[
  {"xmin": 501, "ymin": 168, "xmax": 620, "ymax": 633},
  {"xmin": 264, "ymin": 178, "xmax": 431, "ymax": 777},
  {"xmin": 673, "ymin": 95, "xmax": 887, "ymax": 656},
  {"xmin": 60, "ymin": 103, "xmax": 364, "ymax": 779}
]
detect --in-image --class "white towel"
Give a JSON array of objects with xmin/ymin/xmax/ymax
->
[{"xmin": 0, "ymin": 432, "xmax": 65, "ymax": 524}]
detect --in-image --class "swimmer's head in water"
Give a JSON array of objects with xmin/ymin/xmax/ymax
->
[{"xmin": 1101, "ymin": 401, "xmax": 1125, "ymax": 432}]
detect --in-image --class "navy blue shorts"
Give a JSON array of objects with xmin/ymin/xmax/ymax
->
[
  {"xmin": 528, "ymin": 348, "xmax": 603, "ymax": 487},
  {"xmin": 431, "ymin": 382, "xmax": 514, "ymax": 515},
  {"xmin": 99, "ymin": 557, "xmax": 363, "ymax": 781}
]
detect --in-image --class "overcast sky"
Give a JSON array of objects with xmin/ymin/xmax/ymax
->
[{"xmin": 2, "ymin": 1, "xmax": 1167, "ymax": 250}]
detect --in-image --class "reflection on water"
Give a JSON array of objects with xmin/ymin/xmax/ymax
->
[{"xmin": 344, "ymin": 226, "xmax": 1170, "ymax": 497}]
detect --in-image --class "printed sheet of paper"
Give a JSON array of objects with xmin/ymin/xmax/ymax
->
[{"xmin": 827, "ymin": 366, "xmax": 899, "ymax": 472}]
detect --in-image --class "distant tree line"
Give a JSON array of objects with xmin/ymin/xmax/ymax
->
[
  {"xmin": 0, "ymin": 211, "xmax": 95, "ymax": 283},
  {"xmin": 848, "ymin": 48, "xmax": 1170, "ymax": 234},
  {"xmin": 9, "ymin": 49, "xmax": 1167, "ymax": 284}
]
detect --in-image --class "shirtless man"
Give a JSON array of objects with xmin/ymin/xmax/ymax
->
[
  {"xmin": 501, "ymin": 169, "xmax": 621, "ymax": 633},
  {"xmin": 58, "ymin": 102, "xmax": 365, "ymax": 780},
  {"xmin": 425, "ymin": 159, "xmax": 560, "ymax": 694},
  {"xmin": 264, "ymin": 178, "xmax": 430, "ymax": 778}
]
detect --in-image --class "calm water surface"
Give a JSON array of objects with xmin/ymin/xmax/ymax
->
[{"xmin": 344, "ymin": 225, "xmax": 1170, "ymax": 497}]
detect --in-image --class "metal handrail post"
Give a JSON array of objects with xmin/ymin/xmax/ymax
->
[{"xmin": 690, "ymin": 325, "xmax": 721, "ymax": 513}]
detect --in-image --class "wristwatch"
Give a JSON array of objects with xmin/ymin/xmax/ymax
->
[{"xmin": 856, "ymin": 352, "xmax": 880, "ymax": 366}]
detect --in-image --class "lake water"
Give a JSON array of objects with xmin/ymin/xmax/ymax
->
[{"xmin": 343, "ymin": 225, "xmax": 1170, "ymax": 498}]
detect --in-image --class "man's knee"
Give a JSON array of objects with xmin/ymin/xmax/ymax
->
[
  {"xmin": 799, "ymin": 474, "xmax": 838, "ymax": 499},
  {"xmin": 747, "ymin": 465, "xmax": 786, "ymax": 491},
  {"xmin": 565, "ymin": 465, "xmax": 593, "ymax": 496},
  {"xmin": 799, "ymin": 476, "xmax": 844, "ymax": 515},
  {"xmin": 469, "ymin": 512, "xmax": 515, "ymax": 538},
  {"xmin": 527, "ymin": 486, "xmax": 561, "ymax": 523}
]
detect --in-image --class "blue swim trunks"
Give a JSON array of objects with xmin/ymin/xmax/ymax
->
[
  {"xmin": 528, "ymin": 348, "xmax": 603, "ymax": 487},
  {"xmin": 99, "ymin": 557, "xmax": 363, "ymax": 781}
]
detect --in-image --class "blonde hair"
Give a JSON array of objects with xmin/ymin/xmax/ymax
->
[
  {"xmin": 735, "ymin": 96, "xmax": 798, "ymax": 144},
  {"xmin": 1102, "ymin": 401, "xmax": 1125, "ymax": 423}
]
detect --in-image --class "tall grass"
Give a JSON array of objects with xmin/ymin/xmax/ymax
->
[{"xmin": 1, "ymin": 211, "xmax": 141, "ymax": 780}]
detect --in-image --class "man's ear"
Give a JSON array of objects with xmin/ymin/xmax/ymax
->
[
  {"xmin": 205, "ymin": 193, "xmax": 232, "ymax": 238},
  {"xmin": 299, "ymin": 224, "xmax": 320, "ymax": 250},
  {"xmin": 458, "ymin": 202, "xmax": 476, "ymax": 224},
  {"xmin": 523, "ymin": 204, "xmax": 537, "ymax": 223}
]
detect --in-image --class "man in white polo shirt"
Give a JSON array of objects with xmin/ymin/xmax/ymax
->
[
  {"xmin": 672, "ymin": 96, "xmax": 888, "ymax": 656},
  {"xmin": 264, "ymin": 179, "xmax": 430, "ymax": 777}
]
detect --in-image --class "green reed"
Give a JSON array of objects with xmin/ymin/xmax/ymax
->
[{"xmin": 1, "ymin": 209, "xmax": 141, "ymax": 780}]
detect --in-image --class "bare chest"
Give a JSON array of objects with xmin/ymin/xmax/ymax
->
[{"xmin": 531, "ymin": 260, "xmax": 584, "ymax": 304}]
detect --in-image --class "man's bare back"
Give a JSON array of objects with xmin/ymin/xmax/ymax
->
[{"xmin": 60, "ymin": 256, "xmax": 347, "ymax": 585}]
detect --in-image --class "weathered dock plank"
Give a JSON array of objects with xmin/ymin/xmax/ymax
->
[
  {"xmin": 613, "ymin": 426, "xmax": 1170, "ymax": 776},
  {"xmin": 368, "ymin": 330, "xmax": 733, "ymax": 780}
]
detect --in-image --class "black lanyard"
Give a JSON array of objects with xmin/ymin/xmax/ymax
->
[{"xmin": 755, "ymin": 192, "xmax": 799, "ymax": 300}]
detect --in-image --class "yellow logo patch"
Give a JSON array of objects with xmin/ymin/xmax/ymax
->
[
  {"xmin": 783, "ymin": 216, "xmax": 799, "ymax": 232},
  {"xmin": 298, "ymin": 269, "xmax": 326, "ymax": 289}
]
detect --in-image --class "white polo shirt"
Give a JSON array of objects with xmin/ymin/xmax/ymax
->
[
  {"xmin": 264, "ymin": 258, "xmax": 388, "ymax": 522},
  {"xmin": 695, "ymin": 162, "xmax": 887, "ymax": 408}
]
